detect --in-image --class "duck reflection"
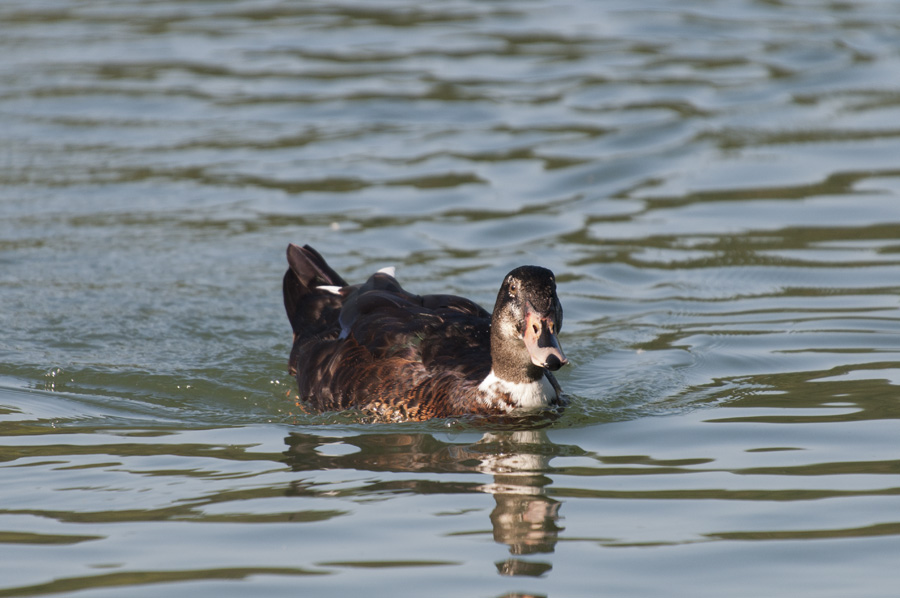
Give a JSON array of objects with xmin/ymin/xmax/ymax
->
[{"xmin": 283, "ymin": 429, "xmax": 566, "ymax": 577}]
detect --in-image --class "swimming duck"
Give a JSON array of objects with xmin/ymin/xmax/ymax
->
[{"xmin": 283, "ymin": 244, "xmax": 567, "ymax": 422}]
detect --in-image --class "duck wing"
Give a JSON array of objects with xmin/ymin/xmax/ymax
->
[
  {"xmin": 295, "ymin": 273, "xmax": 493, "ymax": 417},
  {"xmin": 341, "ymin": 274, "xmax": 491, "ymax": 370}
]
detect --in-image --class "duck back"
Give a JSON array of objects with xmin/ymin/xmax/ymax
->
[{"xmin": 284, "ymin": 245, "xmax": 497, "ymax": 420}]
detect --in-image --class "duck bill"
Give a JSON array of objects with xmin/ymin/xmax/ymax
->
[{"xmin": 523, "ymin": 308, "xmax": 568, "ymax": 371}]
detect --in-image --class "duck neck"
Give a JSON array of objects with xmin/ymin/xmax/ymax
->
[{"xmin": 490, "ymin": 327, "xmax": 545, "ymax": 385}]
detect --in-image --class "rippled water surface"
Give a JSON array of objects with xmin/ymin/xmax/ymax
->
[{"xmin": 3, "ymin": 0, "xmax": 900, "ymax": 596}]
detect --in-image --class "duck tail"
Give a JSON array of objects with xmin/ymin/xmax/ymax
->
[{"xmin": 283, "ymin": 243, "xmax": 347, "ymax": 338}]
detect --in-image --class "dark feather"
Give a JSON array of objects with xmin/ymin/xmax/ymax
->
[{"xmin": 283, "ymin": 244, "xmax": 348, "ymax": 375}]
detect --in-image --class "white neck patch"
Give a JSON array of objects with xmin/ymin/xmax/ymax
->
[{"xmin": 477, "ymin": 369, "xmax": 557, "ymax": 411}]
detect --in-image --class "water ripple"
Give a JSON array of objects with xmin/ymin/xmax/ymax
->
[{"xmin": 2, "ymin": 1, "xmax": 900, "ymax": 594}]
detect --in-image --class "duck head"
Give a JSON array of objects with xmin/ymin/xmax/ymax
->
[{"xmin": 490, "ymin": 265, "xmax": 567, "ymax": 383}]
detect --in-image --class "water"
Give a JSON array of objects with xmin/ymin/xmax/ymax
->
[{"xmin": 2, "ymin": 0, "xmax": 900, "ymax": 595}]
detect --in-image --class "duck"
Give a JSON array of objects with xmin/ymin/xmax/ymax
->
[{"xmin": 283, "ymin": 244, "xmax": 567, "ymax": 422}]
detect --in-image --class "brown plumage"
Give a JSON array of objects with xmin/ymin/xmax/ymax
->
[{"xmin": 283, "ymin": 244, "xmax": 568, "ymax": 422}]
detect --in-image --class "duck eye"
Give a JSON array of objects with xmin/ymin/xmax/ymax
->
[{"xmin": 508, "ymin": 282, "xmax": 517, "ymax": 297}]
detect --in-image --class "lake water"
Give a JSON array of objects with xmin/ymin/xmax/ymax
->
[{"xmin": 2, "ymin": 0, "xmax": 900, "ymax": 596}]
